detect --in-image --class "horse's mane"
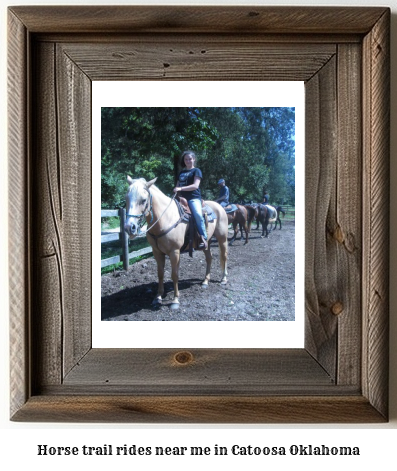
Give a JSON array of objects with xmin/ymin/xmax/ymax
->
[
  {"xmin": 127, "ymin": 177, "xmax": 168, "ymax": 204},
  {"xmin": 128, "ymin": 177, "xmax": 147, "ymax": 186},
  {"xmin": 128, "ymin": 177, "xmax": 158, "ymax": 190}
]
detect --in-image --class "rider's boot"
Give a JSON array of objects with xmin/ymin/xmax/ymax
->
[{"xmin": 198, "ymin": 236, "xmax": 208, "ymax": 250}]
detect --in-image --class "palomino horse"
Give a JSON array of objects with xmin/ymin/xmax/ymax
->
[
  {"xmin": 224, "ymin": 204, "xmax": 256, "ymax": 245},
  {"xmin": 256, "ymin": 204, "xmax": 278, "ymax": 238},
  {"xmin": 124, "ymin": 177, "xmax": 229, "ymax": 310}
]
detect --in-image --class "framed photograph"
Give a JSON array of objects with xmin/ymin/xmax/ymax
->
[
  {"xmin": 8, "ymin": 6, "xmax": 390, "ymax": 423},
  {"xmin": 93, "ymin": 81, "xmax": 305, "ymax": 348}
]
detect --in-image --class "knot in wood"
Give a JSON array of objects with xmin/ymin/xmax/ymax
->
[
  {"xmin": 331, "ymin": 302, "xmax": 344, "ymax": 316},
  {"xmin": 174, "ymin": 351, "xmax": 194, "ymax": 365},
  {"xmin": 333, "ymin": 225, "xmax": 344, "ymax": 244}
]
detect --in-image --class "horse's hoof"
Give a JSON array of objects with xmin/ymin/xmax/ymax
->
[
  {"xmin": 152, "ymin": 298, "xmax": 162, "ymax": 306},
  {"xmin": 170, "ymin": 302, "xmax": 180, "ymax": 310},
  {"xmin": 221, "ymin": 280, "xmax": 227, "ymax": 285},
  {"xmin": 201, "ymin": 283, "xmax": 209, "ymax": 289}
]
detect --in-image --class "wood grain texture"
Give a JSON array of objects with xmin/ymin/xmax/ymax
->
[
  {"xmin": 32, "ymin": 41, "xmax": 92, "ymax": 387},
  {"xmin": 305, "ymin": 43, "xmax": 363, "ymax": 385},
  {"xmin": 9, "ymin": 6, "xmax": 387, "ymax": 34},
  {"xmin": 55, "ymin": 44, "xmax": 92, "ymax": 376},
  {"xmin": 335, "ymin": 44, "xmax": 362, "ymax": 386},
  {"xmin": 59, "ymin": 42, "xmax": 335, "ymax": 82},
  {"xmin": 362, "ymin": 9, "xmax": 390, "ymax": 419},
  {"xmin": 62, "ymin": 349, "xmax": 333, "ymax": 390},
  {"xmin": 8, "ymin": 10, "xmax": 30, "ymax": 419},
  {"xmin": 8, "ymin": 6, "xmax": 390, "ymax": 423},
  {"xmin": 305, "ymin": 57, "xmax": 338, "ymax": 378},
  {"xmin": 11, "ymin": 396, "xmax": 385, "ymax": 424},
  {"xmin": 32, "ymin": 41, "xmax": 63, "ymax": 388}
]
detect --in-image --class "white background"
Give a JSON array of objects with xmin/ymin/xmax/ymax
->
[
  {"xmin": 92, "ymin": 81, "xmax": 305, "ymax": 348},
  {"xmin": 1, "ymin": 0, "xmax": 396, "ymax": 469}
]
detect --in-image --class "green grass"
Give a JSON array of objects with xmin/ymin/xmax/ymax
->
[
  {"xmin": 101, "ymin": 216, "xmax": 120, "ymax": 231},
  {"xmin": 101, "ymin": 235, "xmax": 150, "ymax": 260},
  {"xmin": 101, "ymin": 229, "xmax": 152, "ymax": 275}
]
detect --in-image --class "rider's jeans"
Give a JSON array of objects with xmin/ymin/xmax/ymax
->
[{"xmin": 188, "ymin": 198, "xmax": 207, "ymax": 240}]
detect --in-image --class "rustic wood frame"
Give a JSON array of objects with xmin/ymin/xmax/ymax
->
[{"xmin": 8, "ymin": 6, "xmax": 390, "ymax": 423}]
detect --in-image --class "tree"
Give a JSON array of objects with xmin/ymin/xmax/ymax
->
[{"xmin": 101, "ymin": 107, "xmax": 296, "ymax": 208}]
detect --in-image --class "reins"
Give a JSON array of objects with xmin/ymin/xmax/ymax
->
[
  {"xmin": 146, "ymin": 192, "xmax": 181, "ymax": 237},
  {"xmin": 127, "ymin": 188, "xmax": 184, "ymax": 239}
]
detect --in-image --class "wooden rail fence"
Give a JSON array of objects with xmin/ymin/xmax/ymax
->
[
  {"xmin": 278, "ymin": 204, "xmax": 295, "ymax": 219},
  {"xmin": 101, "ymin": 204, "xmax": 294, "ymax": 270},
  {"xmin": 101, "ymin": 208, "xmax": 152, "ymax": 270}
]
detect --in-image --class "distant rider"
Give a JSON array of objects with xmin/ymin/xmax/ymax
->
[
  {"xmin": 216, "ymin": 179, "xmax": 230, "ymax": 208},
  {"xmin": 262, "ymin": 190, "xmax": 270, "ymax": 206}
]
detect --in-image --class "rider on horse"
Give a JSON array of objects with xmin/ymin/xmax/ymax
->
[
  {"xmin": 216, "ymin": 178, "xmax": 230, "ymax": 208},
  {"xmin": 262, "ymin": 190, "xmax": 270, "ymax": 206},
  {"xmin": 173, "ymin": 150, "xmax": 208, "ymax": 250}
]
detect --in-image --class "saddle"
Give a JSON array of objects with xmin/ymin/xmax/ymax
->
[
  {"xmin": 176, "ymin": 196, "xmax": 217, "ymax": 257},
  {"xmin": 223, "ymin": 203, "xmax": 238, "ymax": 214}
]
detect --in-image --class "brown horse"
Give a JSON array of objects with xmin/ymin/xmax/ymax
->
[
  {"xmin": 256, "ymin": 204, "xmax": 278, "ymax": 238},
  {"xmin": 244, "ymin": 204, "xmax": 259, "ymax": 232},
  {"xmin": 124, "ymin": 177, "xmax": 229, "ymax": 310}
]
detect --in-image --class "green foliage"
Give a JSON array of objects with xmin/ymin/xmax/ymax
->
[
  {"xmin": 101, "ymin": 216, "xmax": 120, "ymax": 231},
  {"xmin": 101, "ymin": 107, "xmax": 296, "ymax": 208},
  {"xmin": 101, "ymin": 236, "xmax": 152, "ymax": 273}
]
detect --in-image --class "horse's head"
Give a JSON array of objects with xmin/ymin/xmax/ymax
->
[{"xmin": 124, "ymin": 176, "xmax": 157, "ymax": 238}]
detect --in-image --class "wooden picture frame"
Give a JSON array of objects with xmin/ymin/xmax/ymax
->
[{"xmin": 8, "ymin": 6, "xmax": 390, "ymax": 423}]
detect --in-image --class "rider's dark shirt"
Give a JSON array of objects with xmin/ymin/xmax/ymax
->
[
  {"xmin": 178, "ymin": 167, "xmax": 202, "ymax": 201},
  {"xmin": 218, "ymin": 185, "xmax": 230, "ymax": 205}
]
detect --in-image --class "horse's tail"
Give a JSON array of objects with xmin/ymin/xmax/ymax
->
[{"xmin": 246, "ymin": 207, "xmax": 256, "ymax": 230}]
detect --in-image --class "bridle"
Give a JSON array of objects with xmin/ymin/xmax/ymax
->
[
  {"xmin": 126, "ymin": 186, "xmax": 179, "ymax": 236},
  {"xmin": 126, "ymin": 189, "xmax": 154, "ymax": 235}
]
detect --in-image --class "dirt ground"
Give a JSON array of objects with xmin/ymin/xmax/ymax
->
[{"xmin": 101, "ymin": 221, "xmax": 295, "ymax": 321}]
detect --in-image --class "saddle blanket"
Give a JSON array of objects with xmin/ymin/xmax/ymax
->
[
  {"xmin": 204, "ymin": 204, "xmax": 217, "ymax": 222},
  {"xmin": 181, "ymin": 203, "xmax": 217, "ymax": 223},
  {"xmin": 223, "ymin": 204, "xmax": 238, "ymax": 214}
]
